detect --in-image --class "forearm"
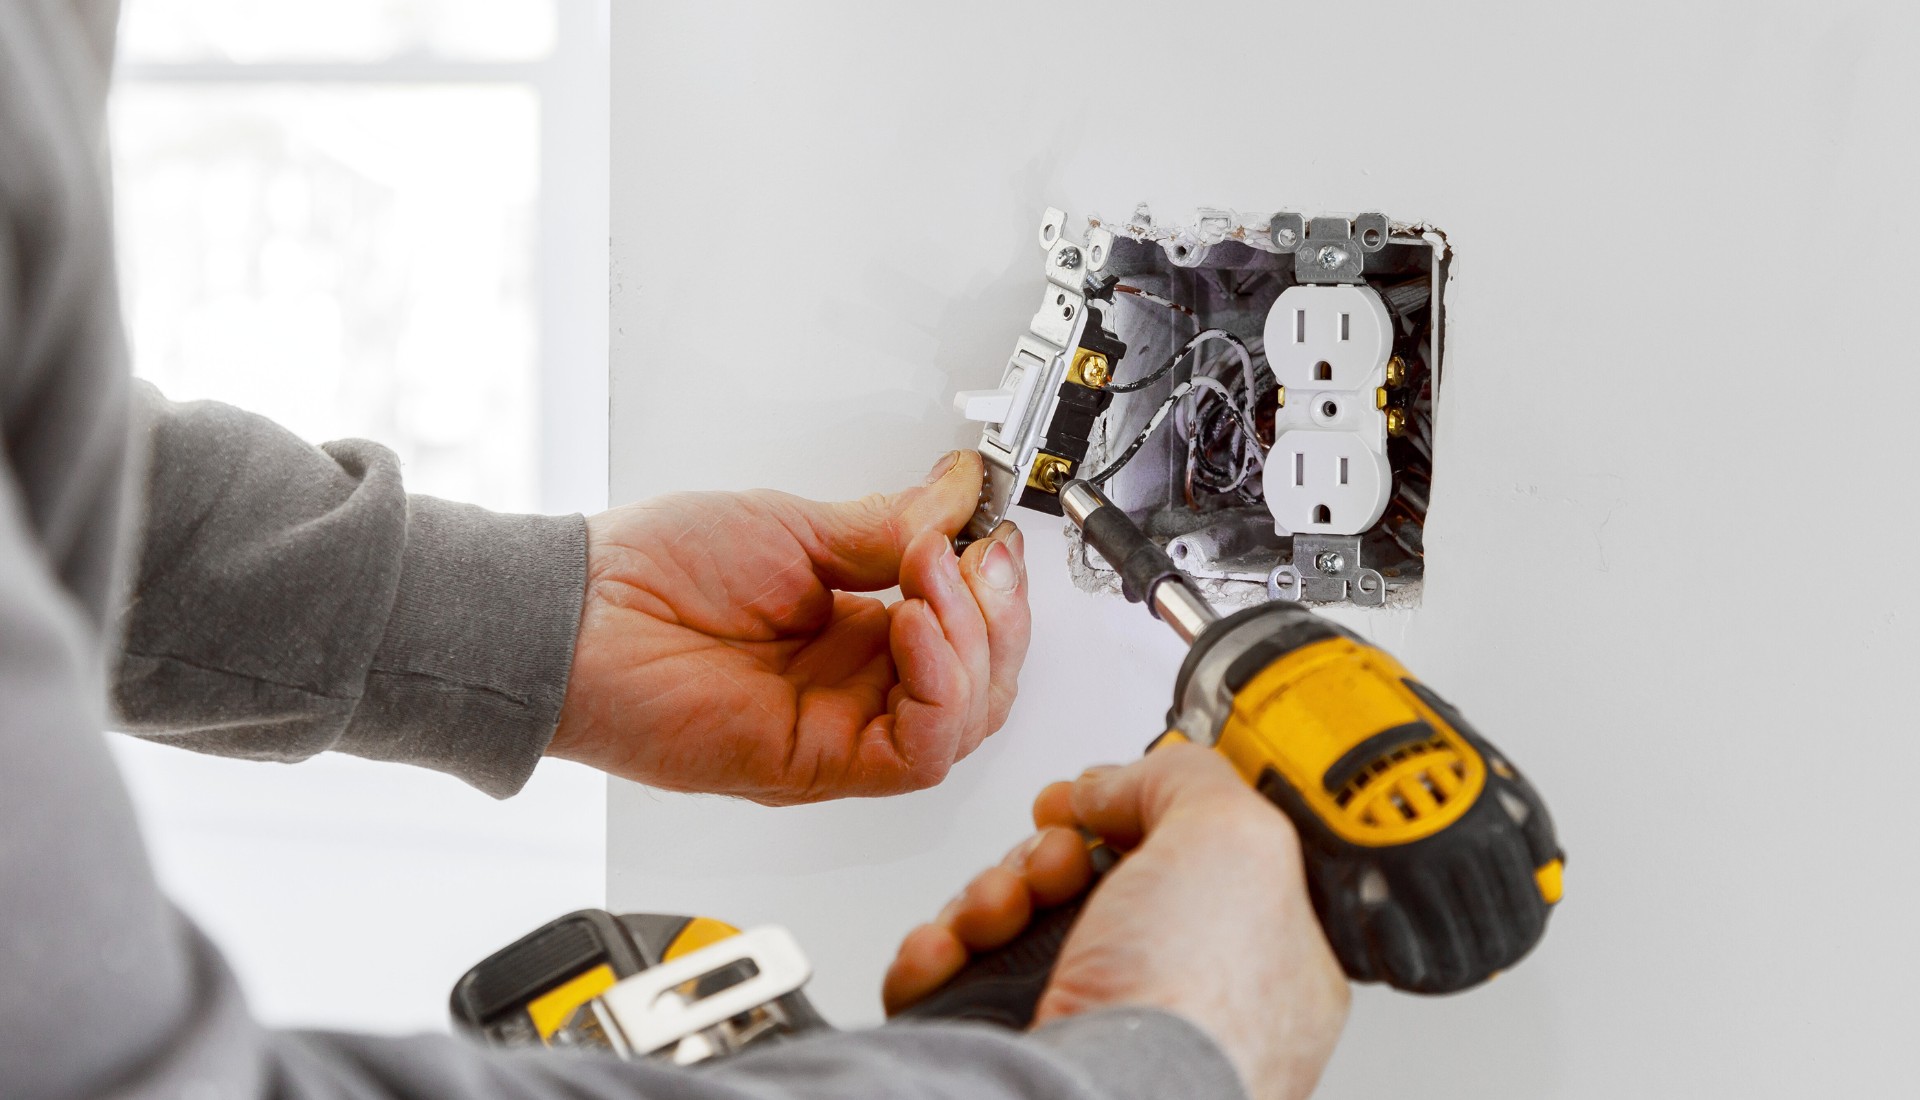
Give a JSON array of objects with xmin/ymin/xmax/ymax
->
[{"xmin": 114, "ymin": 382, "xmax": 587, "ymax": 796}]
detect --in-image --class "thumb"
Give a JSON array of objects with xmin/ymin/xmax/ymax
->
[
  {"xmin": 1068, "ymin": 745, "xmax": 1251, "ymax": 851},
  {"xmin": 774, "ymin": 449, "xmax": 984, "ymax": 592}
]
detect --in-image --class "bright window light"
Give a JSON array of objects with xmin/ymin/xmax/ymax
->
[
  {"xmin": 120, "ymin": 0, "xmax": 557, "ymax": 63},
  {"xmin": 113, "ymin": 85, "xmax": 540, "ymax": 511}
]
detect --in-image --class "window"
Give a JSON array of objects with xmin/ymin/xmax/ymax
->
[{"xmin": 108, "ymin": 1, "xmax": 608, "ymax": 1033}]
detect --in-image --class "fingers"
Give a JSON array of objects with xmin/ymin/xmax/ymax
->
[
  {"xmin": 1031, "ymin": 780, "xmax": 1077, "ymax": 829},
  {"xmin": 882, "ymin": 924, "xmax": 966, "ymax": 1016},
  {"xmin": 1068, "ymin": 745, "xmax": 1252, "ymax": 851},
  {"xmin": 1023, "ymin": 826, "xmax": 1096, "ymax": 907},
  {"xmin": 882, "ymin": 826, "xmax": 1095, "ymax": 1015},
  {"xmin": 944, "ymin": 865, "xmax": 1033, "ymax": 950},
  {"xmin": 955, "ymin": 521, "xmax": 1031, "ymax": 749},
  {"xmin": 860, "ymin": 527, "xmax": 991, "ymax": 790},
  {"xmin": 775, "ymin": 450, "xmax": 985, "ymax": 592}
]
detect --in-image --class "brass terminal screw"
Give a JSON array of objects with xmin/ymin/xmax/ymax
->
[
  {"xmin": 1385, "ymin": 408, "xmax": 1408, "ymax": 436},
  {"xmin": 1070, "ymin": 349, "xmax": 1111, "ymax": 389},
  {"xmin": 1385, "ymin": 355, "xmax": 1406, "ymax": 387},
  {"xmin": 1028, "ymin": 454, "xmax": 1072, "ymax": 493}
]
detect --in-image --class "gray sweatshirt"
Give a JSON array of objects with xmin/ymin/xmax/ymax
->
[{"xmin": 0, "ymin": 2, "xmax": 1246, "ymax": 1099}]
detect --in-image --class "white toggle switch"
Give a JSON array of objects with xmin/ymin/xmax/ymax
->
[{"xmin": 953, "ymin": 389, "xmax": 1015, "ymax": 423}]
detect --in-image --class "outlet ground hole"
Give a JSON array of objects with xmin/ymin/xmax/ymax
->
[
  {"xmin": 1315, "ymin": 361, "xmax": 1332, "ymax": 381},
  {"xmin": 1314, "ymin": 504, "xmax": 1331, "ymax": 524}
]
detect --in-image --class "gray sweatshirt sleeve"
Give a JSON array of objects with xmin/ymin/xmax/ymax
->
[{"xmin": 112, "ymin": 382, "xmax": 587, "ymax": 797}]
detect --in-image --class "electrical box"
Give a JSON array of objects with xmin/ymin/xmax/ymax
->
[{"xmin": 956, "ymin": 206, "xmax": 1447, "ymax": 608}]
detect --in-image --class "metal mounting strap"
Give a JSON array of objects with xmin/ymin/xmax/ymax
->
[{"xmin": 594, "ymin": 926, "xmax": 812, "ymax": 1059}]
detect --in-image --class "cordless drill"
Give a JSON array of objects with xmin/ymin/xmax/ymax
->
[{"xmin": 898, "ymin": 479, "xmax": 1563, "ymax": 1025}]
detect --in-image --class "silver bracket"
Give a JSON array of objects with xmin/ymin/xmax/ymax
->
[
  {"xmin": 1269, "ymin": 212, "xmax": 1389, "ymax": 285},
  {"xmin": 1269, "ymin": 534, "xmax": 1385, "ymax": 606},
  {"xmin": 590, "ymin": 926, "xmax": 813, "ymax": 1064}
]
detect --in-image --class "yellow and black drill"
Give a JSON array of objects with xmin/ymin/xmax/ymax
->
[{"xmin": 898, "ymin": 479, "xmax": 1563, "ymax": 1024}]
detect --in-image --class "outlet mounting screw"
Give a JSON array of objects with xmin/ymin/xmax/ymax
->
[
  {"xmin": 1315, "ymin": 245, "xmax": 1349, "ymax": 270},
  {"xmin": 1273, "ymin": 225, "xmax": 1299, "ymax": 248},
  {"xmin": 1314, "ymin": 551, "xmax": 1347, "ymax": 574},
  {"xmin": 1057, "ymin": 246, "xmax": 1081, "ymax": 269}
]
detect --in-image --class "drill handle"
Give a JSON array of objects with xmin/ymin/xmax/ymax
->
[{"xmin": 891, "ymin": 895, "xmax": 1085, "ymax": 1029}]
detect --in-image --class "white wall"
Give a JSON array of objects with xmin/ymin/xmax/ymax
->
[{"xmin": 609, "ymin": 2, "xmax": 1920, "ymax": 1093}]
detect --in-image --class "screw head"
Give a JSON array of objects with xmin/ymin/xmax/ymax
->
[
  {"xmin": 1316, "ymin": 245, "xmax": 1349, "ymax": 270},
  {"xmin": 1314, "ymin": 550, "xmax": 1346, "ymax": 574},
  {"xmin": 1385, "ymin": 408, "xmax": 1408, "ymax": 436},
  {"xmin": 1083, "ymin": 358, "xmax": 1110, "ymax": 387},
  {"xmin": 1273, "ymin": 225, "xmax": 1299, "ymax": 248},
  {"xmin": 1030, "ymin": 455, "xmax": 1071, "ymax": 493},
  {"xmin": 1057, "ymin": 246, "xmax": 1082, "ymax": 269},
  {"xmin": 1385, "ymin": 355, "xmax": 1406, "ymax": 387}
]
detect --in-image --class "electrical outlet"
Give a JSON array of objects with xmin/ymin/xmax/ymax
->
[
  {"xmin": 1265, "ymin": 284, "xmax": 1392, "ymax": 389},
  {"xmin": 1262, "ymin": 284, "xmax": 1393, "ymax": 536},
  {"xmin": 1264, "ymin": 429, "xmax": 1392, "ymax": 536},
  {"xmin": 957, "ymin": 206, "xmax": 1446, "ymax": 609}
]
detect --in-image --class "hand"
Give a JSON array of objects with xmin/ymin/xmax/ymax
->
[
  {"xmin": 547, "ymin": 451, "xmax": 1030, "ymax": 805},
  {"xmin": 883, "ymin": 746, "xmax": 1350, "ymax": 1100}
]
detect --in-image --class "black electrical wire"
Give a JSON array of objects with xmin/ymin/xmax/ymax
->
[
  {"xmin": 1084, "ymin": 382, "xmax": 1194, "ymax": 486},
  {"xmin": 1189, "ymin": 395, "xmax": 1256, "ymax": 495},
  {"xmin": 1108, "ymin": 329, "xmax": 1253, "ymax": 394}
]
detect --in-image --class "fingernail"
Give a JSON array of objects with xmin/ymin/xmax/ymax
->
[
  {"xmin": 925, "ymin": 450, "xmax": 962, "ymax": 485},
  {"xmin": 1078, "ymin": 764, "xmax": 1120, "ymax": 782},
  {"xmin": 936, "ymin": 895, "xmax": 965, "ymax": 927},
  {"xmin": 1003, "ymin": 833, "xmax": 1043, "ymax": 870},
  {"xmin": 981, "ymin": 541, "xmax": 1018, "ymax": 592}
]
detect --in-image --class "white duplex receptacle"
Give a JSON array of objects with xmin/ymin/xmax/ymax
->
[{"xmin": 1261, "ymin": 284, "xmax": 1394, "ymax": 536}]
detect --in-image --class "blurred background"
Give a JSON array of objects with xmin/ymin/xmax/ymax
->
[{"xmin": 106, "ymin": 0, "xmax": 610, "ymax": 1033}]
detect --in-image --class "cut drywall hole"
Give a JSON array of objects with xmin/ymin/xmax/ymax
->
[{"xmin": 955, "ymin": 206, "xmax": 1445, "ymax": 609}]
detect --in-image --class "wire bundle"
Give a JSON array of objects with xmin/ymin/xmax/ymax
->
[{"xmin": 1084, "ymin": 310, "xmax": 1271, "ymax": 500}]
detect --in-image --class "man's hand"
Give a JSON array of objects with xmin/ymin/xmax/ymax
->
[
  {"xmin": 546, "ymin": 450, "xmax": 1030, "ymax": 805},
  {"xmin": 883, "ymin": 746, "xmax": 1350, "ymax": 1100}
]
